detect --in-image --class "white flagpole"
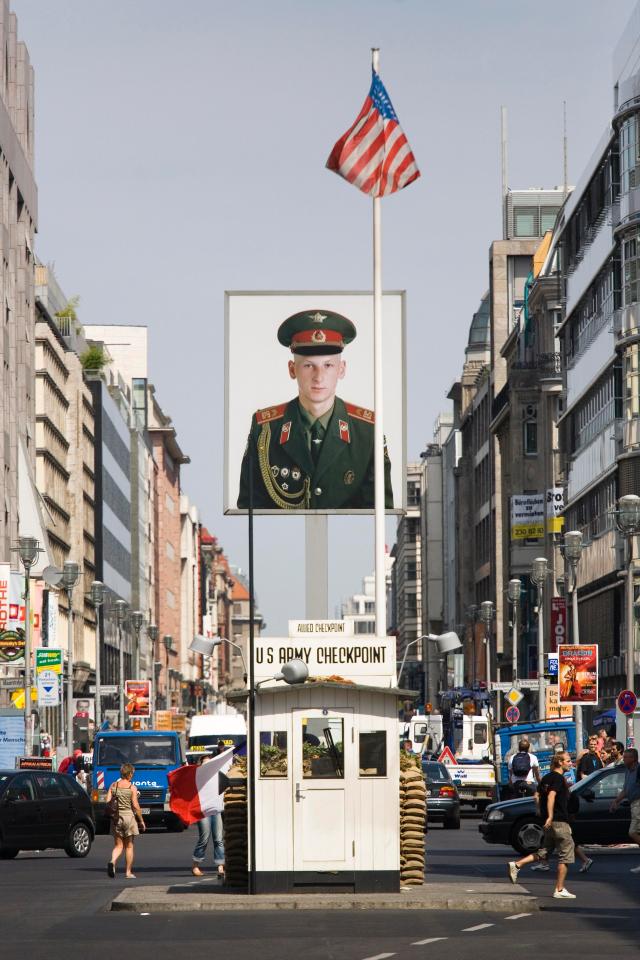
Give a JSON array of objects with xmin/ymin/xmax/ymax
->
[{"xmin": 371, "ymin": 47, "xmax": 387, "ymax": 650}]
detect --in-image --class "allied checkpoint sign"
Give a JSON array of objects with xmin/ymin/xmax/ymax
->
[
  {"xmin": 224, "ymin": 291, "xmax": 406, "ymax": 515},
  {"xmin": 558, "ymin": 644, "xmax": 598, "ymax": 705},
  {"xmin": 254, "ymin": 620, "xmax": 396, "ymax": 687}
]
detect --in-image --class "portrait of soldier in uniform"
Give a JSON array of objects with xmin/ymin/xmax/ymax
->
[{"xmin": 237, "ymin": 309, "xmax": 393, "ymax": 510}]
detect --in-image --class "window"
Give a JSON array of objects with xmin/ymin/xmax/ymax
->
[
  {"xmin": 523, "ymin": 419, "xmax": 538, "ymax": 455},
  {"xmin": 5, "ymin": 774, "xmax": 35, "ymax": 802},
  {"xmin": 359, "ymin": 731, "xmax": 387, "ymax": 777},
  {"xmin": 259, "ymin": 731, "xmax": 287, "ymax": 778},
  {"xmin": 473, "ymin": 722, "xmax": 488, "ymax": 746},
  {"xmin": 587, "ymin": 769, "xmax": 625, "ymax": 799},
  {"xmin": 540, "ymin": 207, "xmax": 560, "ymax": 233},
  {"xmin": 514, "ymin": 208, "xmax": 537, "ymax": 237},
  {"xmin": 34, "ymin": 774, "xmax": 67, "ymax": 798},
  {"xmin": 302, "ymin": 717, "xmax": 344, "ymax": 778}
]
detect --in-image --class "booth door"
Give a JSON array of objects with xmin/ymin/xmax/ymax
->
[{"xmin": 292, "ymin": 708, "xmax": 355, "ymax": 872}]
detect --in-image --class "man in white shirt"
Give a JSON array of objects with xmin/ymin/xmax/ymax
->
[{"xmin": 508, "ymin": 739, "xmax": 541, "ymax": 794}]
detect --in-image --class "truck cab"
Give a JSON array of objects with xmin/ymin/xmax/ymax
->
[
  {"xmin": 91, "ymin": 729, "xmax": 185, "ymax": 833},
  {"xmin": 494, "ymin": 720, "xmax": 577, "ymax": 793}
]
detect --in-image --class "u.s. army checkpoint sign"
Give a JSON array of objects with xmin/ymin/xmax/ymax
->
[{"xmin": 254, "ymin": 629, "xmax": 396, "ymax": 686}]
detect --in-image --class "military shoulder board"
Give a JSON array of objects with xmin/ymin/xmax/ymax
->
[
  {"xmin": 256, "ymin": 403, "xmax": 287, "ymax": 425},
  {"xmin": 345, "ymin": 402, "xmax": 375, "ymax": 423}
]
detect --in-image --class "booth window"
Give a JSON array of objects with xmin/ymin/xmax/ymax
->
[
  {"xmin": 259, "ymin": 731, "xmax": 288, "ymax": 777},
  {"xmin": 302, "ymin": 717, "xmax": 344, "ymax": 778},
  {"xmin": 359, "ymin": 731, "xmax": 387, "ymax": 777}
]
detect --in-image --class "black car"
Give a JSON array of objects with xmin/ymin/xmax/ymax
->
[
  {"xmin": 479, "ymin": 765, "xmax": 631, "ymax": 854},
  {"xmin": 422, "ymin": 760, "xmax": 461, "ymax": 830},
  {"xmin": 0, "ymin": 770, "xmax": 95, "ymax": 859}
]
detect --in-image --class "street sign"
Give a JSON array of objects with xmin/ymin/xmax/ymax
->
[
  {"xmin": 490, "ymin": 681, "xmax": 513, "ymax": 692},
  {"xmin": 505, "ymin": 687, "xmax": 524, "ymax": 707},
  {"xmin": 505, "ymin": 705, "xmax": 520, "ymax": 724},
  {"xmin": 0, "ymin": 677, "xmax": 22, "ymax": 689},
  {"xmin": 438, "ymin": 745, "xmax": 457, "ymax": 766},
  {"xmin": 617, "ymin": 689, "xmax": 638, "ymax": 716},
  {"xmin": 99, "ymin": 685, "xmax": 118, "ymax": 695},
  {"xmin": 37, "ymin": 669, "xmax": 59, "ymax": 707},
  {"xmin": 519, "ymin": 679, "xmax": 540, "ymax": 690}
]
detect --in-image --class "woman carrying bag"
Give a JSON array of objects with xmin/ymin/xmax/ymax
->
[{"xmin": 106, "ymin": 763, "xmax": 146, "ymax": 879}]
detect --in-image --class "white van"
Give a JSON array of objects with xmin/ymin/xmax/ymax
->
[{"xmin": 187, "ymin": 714, "xmax": 247, "ymax": 758}]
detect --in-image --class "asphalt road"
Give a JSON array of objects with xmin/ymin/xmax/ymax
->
[{"xmin": 0, "ymin": 814, "xmax": 638, "ymax": 959}]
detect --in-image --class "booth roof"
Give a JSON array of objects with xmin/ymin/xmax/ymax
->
[{"xmin": 226, "ymin": 681, "xmax": 419, "ymax": 702}]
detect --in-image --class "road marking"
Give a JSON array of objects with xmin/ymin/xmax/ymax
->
[
  {"xmin": 140, "ymin": 913, "xmax": 150, "ymax": 916},
  {"xmin": 411, "ymin": 938, "xmax": 448, "ymax": 945},
  {"xmin": 462, "ymin": 923, "xmax": 494, "ymax": 932},
  {"xmin": 504, "ymin": 913, "xmax": 532, "ymax": 920},
  {"xmin": 362, "ymin": 955, "xmax": 396, "ymax": 960}
]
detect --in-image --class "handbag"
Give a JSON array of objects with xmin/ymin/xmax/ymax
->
[{"xmin": 106, "ymin": 781, "xmax": 120, "ymax": 822}]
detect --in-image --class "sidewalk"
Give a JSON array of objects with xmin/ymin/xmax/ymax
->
[{"xmin": 111, "ymin": 879, "xmax": 538, "ymax": 913}]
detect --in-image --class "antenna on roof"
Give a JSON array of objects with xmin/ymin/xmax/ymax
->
[
  {"xmin": 562, "ymin": 100, "xmax": 568, "ymax": 201},
  {"xmin": 501, "ymin": 106, "xmax": 508, "ymax": 239}
]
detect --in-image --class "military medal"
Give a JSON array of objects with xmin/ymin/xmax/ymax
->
[
  {"xmin": 344, "ymin": 470, "xmax": 355, "ymax": 485},
  {"xmin": 339, "ymin": 419, "xmax": 350, "ymax": 443},
  {"xmin": 280, "ymin": 421, "xmax": 292, "ymax": 444},
  {"xmin": 281, "ymin": 467, "xmax": 290, "ymax": 478}
]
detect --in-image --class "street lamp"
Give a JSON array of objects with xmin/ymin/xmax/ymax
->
[
  {"xmin": 615, "ymin": 494, "xmax": 640, "ymax": 746},
  {"xmin": 90, "ymin": 581, "xmax": 105, "ymax": 731},
  {"xmin": 17, "ymin": 537, "xmax": 40, "ymax": 755},
  {"xmin": 479, "ymin": 601, "xmax": 494, "ymax": 695},
  {"xmin": 163, "ymin": 635, "xmax": 173, "ymax": 709},
  {"xmin": 61, "ymin": 561, "xmax": 80, "ymax": 755},
  {"xmin": 531, "ymin": 556, "xmax": 549, "ymax": 721},
  {"xmin": 115, "ymin": 600, "xmax": 128, "ymax": 729},
  {"xmin": 507, "ymin": 578, "xmax": 521, "ymax": 683},
  {"xmin": 397, "ymin": 632, "xmax": 462, "ymax": 690},
  {"xmin": 130, "ymin": 610, "xmax": 144, "ymax": 680},
  {"xmin": 564, "ymin": 531, "xmax": 584, "ymax": 750},
  {"xmin": 466, "ymin": 604, "xmax": 479, "ymax": 685}
]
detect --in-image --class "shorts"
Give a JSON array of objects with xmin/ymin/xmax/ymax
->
[
  {"xmin": 630, "ymin": 799, "xmax": 640, "ymax": 837},
  {"xmin": 537, "ymin": 821, "xmax": 574, "ymax": 865},
  {"xmin": 111, "ymin": 811, "xmax": 139, "ymax": 839}
]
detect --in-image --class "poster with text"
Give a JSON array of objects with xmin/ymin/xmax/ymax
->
[
  {"xmin": 225, "ymin": 291, "xmax": 406, "ymax": 514},
  {"xmin": 125, "ymin": 680, "xmax": 151, "ymax": 717},
  {"xmin": 558, "ymin": 644, "xmax": 598, "ymax": 705}
]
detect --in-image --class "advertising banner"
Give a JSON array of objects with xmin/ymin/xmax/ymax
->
[
  {"xmin": 0, "ymin": 715, "xmax": 25, "ymax": 768},
  {"xmin": 558, "ymin": 644, "xmax": 598, "ymax": 705},
  {"xmin": 225, "ymin": 291, "xmax": 406, "ymax": 514},
  {"xmin": 546, "ymin": 487, "xmax": 565, "ymax": 534},
  {"xmin": 510, "ymin": 494, "xmax": 545, "ymax": 540},
  {"xmin": 546, "ymin": 683, "xmax": 573, "ymax": 719},
  {"xmin": 550, "ymin": 597, "xmax": 567, "ymax": 653},
  {"xmin": 36, "ymin": 647, "xmax": 62, "ymax": 708},
  {"xmin": 0, "ymin": 566, "xmax": 24, "ymax": 665},
  {"xmin": 125, "ymin": 680, "xmax": 152, "ymax": 717}
]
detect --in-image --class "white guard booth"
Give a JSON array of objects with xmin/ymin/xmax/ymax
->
[{"xmin": 235, "ymin": 620, "xmax": 415, "ymax": 894}]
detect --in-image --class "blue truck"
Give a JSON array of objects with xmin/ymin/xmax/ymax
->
[
  {"xmin": 90, "ymin": 729, "xmax": 185, "ymax": 833},
  {"xmin": 494, "ymin": 719, "xmax": 577, "ymax": 798}
]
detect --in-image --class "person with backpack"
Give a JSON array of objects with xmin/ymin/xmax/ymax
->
[{"xmin": 508, "ymin": 739, "xmax": 540, "ymax": 796}]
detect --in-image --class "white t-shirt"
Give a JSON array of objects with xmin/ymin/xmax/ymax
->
[{"xmin": 508, "ymin": 751, "xmax": 539, "ymax": 783}]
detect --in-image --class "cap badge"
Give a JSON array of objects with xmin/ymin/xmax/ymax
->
[
  {"xmin": 311, "ymin": 329, "xmax": 327, "ymax": 344},
  {"xmin": 309, "ymin": 312, "xmax": 327, "ymax": 323}
]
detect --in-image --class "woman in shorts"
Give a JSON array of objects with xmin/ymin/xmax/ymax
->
[{"xmin": 106, "ymin": 763, "xmax": 146, "ymax": 879}]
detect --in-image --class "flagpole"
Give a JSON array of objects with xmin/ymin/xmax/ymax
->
[{"xmin": 371, "ymin": 47, "xmax": 387, "ymax": 654}]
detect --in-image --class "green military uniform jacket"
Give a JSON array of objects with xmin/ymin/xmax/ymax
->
[{"xmin": 237, "ymin": 396, "xmax": 393, "ymax": 510}]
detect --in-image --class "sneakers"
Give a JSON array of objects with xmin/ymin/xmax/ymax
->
[
  {"xmin": 107, "ymin": 861, "xmax": 115, "ymax": 878},
  {"xmin": 553, "ymin": 888, "xmax": 576, "ymax": 899},
  {"xmin": 629, "ymin": 865, "xmax": 640, "ymax": 873},
  {"xmin": 508, "ymin": 861, "xmax": 520, "ymax": 884},
  {"xmin": 579, "ymin": 858, "xmax": 593, "ymax": 873},
  {"xmin": 531, "ymin": 862, "xmax": 550, "ymax": 872}
]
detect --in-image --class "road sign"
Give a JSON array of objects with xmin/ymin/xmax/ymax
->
[
  {"xmin": 519, "ymin": 679, "xmax": 540, "ymax": 690},
  {"xmin": 0, "ymin": 677, "xmax": 22, "ymax": 689},
  {"xmin": 617, "ymin": 689, "xmax": 638, "ymax": 716},
  {"xmin": 505, "ymin": 687, "xmax": 524, "ymax": 707},
  {"xmin": 505, "ymin": 705, "xmax": 520, "ymax": 724},
  {"xmin": 490, "ymin": 681, "xmax": 513, "ymax": 692},
  {"xmin": 37, "ymin": 669, "xmax": 60, "ymax": 707},
  {"xmin": 438, "ymin": 745, "xmax": 457, "ymax": 766}
]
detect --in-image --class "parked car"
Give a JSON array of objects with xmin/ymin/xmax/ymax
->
[
  {"xmin": 422, "ymin": 760, "xmax": 461, "ymax": 829},
  {"xmin": 0, "ymin": 769, "xmax": 95, "ymax": 859},
  {"xmin": 479, "ymin": 764, "xmax": 631, "ymax": 854}
]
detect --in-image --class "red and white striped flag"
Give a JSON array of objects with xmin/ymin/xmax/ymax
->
[
  {"xmin": 168, "ymin": 748, "xmax": 234, "ymax": 825},
  {"xmin": 326, "ymin": 69, "xmax": 420, "ymax": 198}
]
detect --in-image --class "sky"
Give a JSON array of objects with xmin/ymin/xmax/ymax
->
[{"xmin": 13, "ymin": 0, "xmax": 637, "ymax": 634}]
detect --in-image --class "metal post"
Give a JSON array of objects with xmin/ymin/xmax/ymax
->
[
  {"xmin": 537, "ymin": 582, "xmax": 545, "ymax": 721},
  {"xmin": 627, "ymin": 543, "xmax": 635, "ymax": 748},
  {"xmin": 305, "ymin": 516, "xmax": 328, "ymax": 618},
  {"xmin": 119, "ymin": 622, "xmax": 125, "ymax": 729},
  {"xmin": 95, "ymin": 605, "xmax": 102, "ymax": 731},
  {"xmin": 23, "ymin": 572, "xmax": 32, "ymax": 754},
  {"xmin": 248, "ymin": 437, "xmax": 257, "ymax": 894},
  {"xmin": 66, "ymin": 594, "xmax": 74, "ymax": 755},
  {"xmin": 571, "ymin": 572, "xmax": 583, "ymax": 750},
  {"xmin": 512, "ymin": 605, "xmax": 518, "ymax": 683}
]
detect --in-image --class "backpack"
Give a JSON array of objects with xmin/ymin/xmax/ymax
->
[{"xmin": 511, "ymin": 751, "xmax": 532, "ymax": 778}]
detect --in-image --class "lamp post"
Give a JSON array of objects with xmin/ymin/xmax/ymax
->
[
  {"xmin": 507, "ymin": 578, "xmax": 521, "ymax": 683},
  {"xmin": 130, "ymin": 610, "xmax": 144, "ymax": 680},
  {"xmin": 90, "ymin": 581, "xmax": 105, "ymax": 731},
  {"xmin": 61, "ymin": 561, "xmax": 80, "ymax": 755},
  {"xmin": 564, "ymin": 530, "xmax": 584, "ymax": 750},
  {"xmin": 115, "ymin": 600, "xmax": 128, "ymax": 729},
  {"xmin": 397, "ymin": 635, "xmax": 427, "ymax": 689},
  {"xmin": 615, "ymin": 494, "xmax": 640, "ymax": 747},
  {"xmin": 147, "ymin": 624, "xmax": 158, "ymax": 714},
  {"xmin": 531, "ymin": 557, "xmax": 549, "ymax": 721},
  {"xmin": 17, "ymin": 537, "xmax": 40, "ymax": 755},
  {"xmin": 466, "ymin": 604, "xmax": 479, "ymax": 685},
  {"xmin": 163, "ymin": 635, "xmax": 173, "ymax": 709},
  {"xmin": 479, "ymin": 601, "xmax": 494, "ymax": 718}
]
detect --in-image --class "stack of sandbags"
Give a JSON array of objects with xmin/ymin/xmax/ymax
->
[
  {"xmin": 223, "ymin": 778, "xmax": 248, "ymax": 889},
  {"xmin": 399, "ymin": 767, "xmax": 427, "ymax": 886}
]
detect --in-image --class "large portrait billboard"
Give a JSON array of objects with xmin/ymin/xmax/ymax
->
[
  {"xmin": 225, "ymin": 291, "xmax": 406, "ymax": 514},
  {"xmin": 558, "ymin": 644, "xmax": 598, "ymax": 705}
]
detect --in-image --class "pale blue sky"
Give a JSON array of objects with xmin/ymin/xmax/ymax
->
[{"xmin": 13, "ymin": 0, "xmax": 636, "ymax": 632}]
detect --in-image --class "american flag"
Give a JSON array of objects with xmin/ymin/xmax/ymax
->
[{"xmin": 326, "ymin": 69, "xmax": 420, "ymax": 198}]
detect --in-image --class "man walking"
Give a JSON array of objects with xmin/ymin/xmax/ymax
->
[
  {"xmin": 508, "ymin": 752, "xmax": 577, "ymax": 899},
  {"xmin": 610, "ymin": 748, "xmax": 640, "ymax": 872}
]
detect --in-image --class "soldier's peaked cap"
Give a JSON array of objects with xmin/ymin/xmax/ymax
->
[{"xmin": 277, "ymin": 309, "xmax": 357, "ymax": 355}]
